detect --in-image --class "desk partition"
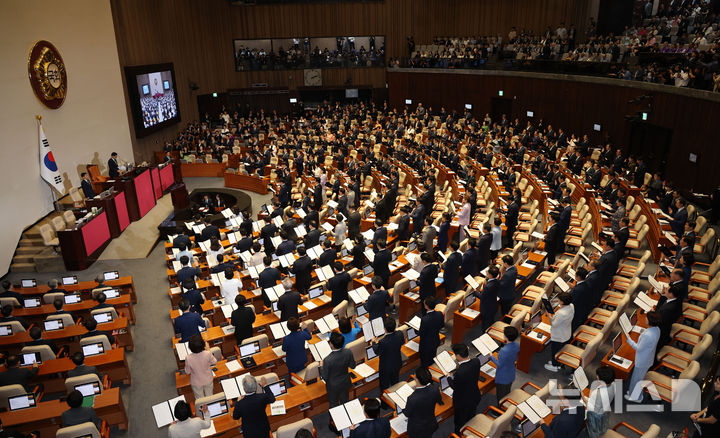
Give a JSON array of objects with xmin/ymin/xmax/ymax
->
[
  {"xmin": 134, "ymin": 169, "xmax": 156, "ymax": 218},
  {"xmin": 58, "ymin": 211, "xmax": 111, "ymax": 270}
]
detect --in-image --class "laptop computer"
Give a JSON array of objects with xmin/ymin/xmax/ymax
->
[
  {"xmin": 356, "ymin": 304, "xmax": 368, "ymax": 317},
  {"xmin": 82, "ymin": 343, "xmax": 105, "ymax": 357},
  {"xmin": 64, "ymin": 294, "xmax": 81, "ymax": 304},
  {"xmin": 362, "ymin": 265, "xmax": 374, "ymax": 276},
  {"xmin": 8, "ymin": 394, "xmax": 36, "ymax": 411},
  {"xmin": 366, "ymin": 346, "xmax": 377, "ymax": 361},
  {"xmin": 20, "ymin": 352, "xmax": 41, "ymax": 366},
  {"xmin": 308, "ymin": 287, "xmax": 323, "ymax": 299},
  {"xmin": 23, "ymin": 298, "xmax": 41, "ymax": 308},
  {"xmin": 44, "ymin": 319, "xmax": 64, "ymax": 332},
  {"xmin": 103, "ymin": 271, "xmax": 119, "ymax": 281},
  {"xmin": 406, "ymin": 327, "xmax": 418, "ymax": 341},
  {"xmin": 239, "ymin": 341, "xmax": 260, "ymax": 368},
  {"xmin": 93, "ymin": 311, "xmax": 113, "ymax": 324},
  {"xmin": 20, "ymin": 279, "xmax": 37, "ymax": 288},
  {"xmin": 267, "ymin": 380, "xmax": 288, "ymax": 397},
  {"xmin": 205, "ymin": 399, "xmax": 229, "ymax": 418},
  {"xmin": 464, "ymin": 294, "xmax": 476, "ymax": 307},
  {"xmin": 103, "ymin": 289, "xmax": 120, "ymax": 299},
  {"xmin": 0, "ymin": 324, "xmax": 12, "ymax": 336},
  {"xmin": 75, "ymin": 381, "xmax": 101, "ymax": 397}
]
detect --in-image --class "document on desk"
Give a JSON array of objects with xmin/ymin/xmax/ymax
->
[
  {"xmin": 225, "ymin": 359, "xmax": 242, "ymax": 373},
  {"xmin": 390, "ymin": 414, "xmax": 408, "ymax": 434},
  {"xmin": 303, "ymin": 300, "xmax": 318, "ymax": 310},
  {"xmin": 407, "ymin": 315, "xmax": 421, "ymax": 331},
  {"xmin": 352, "ymin": 363, "xmax": 376, "ymax": 379},
  {"xmin": 199, "ymin": 420, "xmax": 216, "ymax": 437},
  {"xmin": 480, "ymin": 363, "xmax": 496, "ymax": 378},
  {"xmin": 404, "ymin": 340, "xmax": 419, "ymax": 352},
  {"xmin": 152, "ymin": 395, "xmax": 186, "ymax": 428},
  {"xmin": 536, "ymin": 322, "xmax": 551, "ymax": 333},
  {"xmin": 460, "ymin": 308, "xmax": 480, "ymax": 319},
  {"xmin": 520, "ymin": 261, "xmax": 536, "ymax": 270},
  {"xmin": 531, "ymin": 231, "xmax": 546, "ymax": 240},
  {"xmin": 270, "ymin": 400, "xmax": 286, "ymax": 416}
]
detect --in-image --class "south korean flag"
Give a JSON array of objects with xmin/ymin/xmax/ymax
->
[{"xmin": 38, "ymin": 121, "xmax": 64, "ymax": 193}]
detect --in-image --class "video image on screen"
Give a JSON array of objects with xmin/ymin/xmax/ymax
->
[{"xmin": 135, "ymin": 71, "xmax": 178, "ymax": 129}]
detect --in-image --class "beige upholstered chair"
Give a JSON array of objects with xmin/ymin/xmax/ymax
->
[
  {"xmin": 51, "ymin": 216, "xmax": 66, "ymax": 232},
  {"xmin": 39, "ymin": 224, "xmax": 59, "ymax": 247},
  {"xmin": 272, "ymin": 418, "xmax": 315, "ymax": 438}
]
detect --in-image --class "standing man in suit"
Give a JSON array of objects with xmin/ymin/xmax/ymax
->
[
  {"xmin": 461, "ymin": 238, "xmax": 479, "ymax": 279},
  {"xmin": 318, "ymin": 239, "xmax": 337, "ymax": 267},
  {"xmin": 200, "ymin": 216, "xmax": 220, "ymax": 241},
  {"xmin": 108, "ymin": 152, "xmax": 119, "ymax": 178},
  {"xmin": 371, "ymin": 219, "xmax": 388, "ymax": 248},
  {"xmin": 404, "ymin": 367, "xmax": 443, "ymax": 438},
  {"xmin": 625, "ymin": 311, "xmax": 661, "ymax": 402},
  {"xmin": 328, "ymin": 262, "xmax": 352, "ymax": 306},
  {"xmin": 443, "ymin": 241, "xmax": 463, "ymax": 295},
  {"xmin": 656, "ymin": 284, "xmax": 682, "ymax": 347},
  {"xmin": 476, "ymin": 223, "xmax": 493, "ymax": 271},
  {"xmin": 277, "ymin": 279, "xmax": 303, "ymax": 321},
  {"xmin": 539, "ymin": 393, "xmax": 586, "ymax": 438},
  {"xmin": 313, "ymin": 178, "xmax": 323, "ymax": 211},
  {"xmin": 321, "ymin": 332, "xmax": 356, "ymax": 410},
  {"xmin": 421, "ymin": 216, "xmax": 437, "ymax": 257},
  {"xmin": 371, "ymin": 317, "xmax": 405, "ymax": 390},
  {"xmin": 350, "ymin": 398, "xmax": 391, "ymax": 438},
  {"xmin": 232, "ymin": 375, "xmax": 275, "ymax": 438},
  {"xmin": 347, "ymin": 204, "xmax": 362, "ymax": 240},
  {"xmin": 291, "ymin": 247, "xmax": 312, "ymax": 294},
  {"xmin": 418, "ymin": 297, "xmax": 444, "ymax": 367},
  {"xmin": 80, "ymin": 172, "xmax": 95, "ymax": 198},
  {"xmin": 366, "ymin": 276, "xmax": 391, "ymax": 320},
  {"xmin": 543, "ymin": 213, "xmax": 561, "ymax": 265},
  {"xmin": 282, "ymin": 318, "xmax": 312, "ymax": 374},
  {"xmin": 372, "ymin": 240, "xmax": 392, "ymax": 288},
  {"xmin": 437, "ymin": 212, "xmax": 451, "ymax": 253},
  {"xmin": 596, "ymin": 236, "xmax": 619, "ymax": 294},
  {"xmin": 448, "ymin": 343, "xmax": 482, "ymax": 434},
  {"xmin": 473, "ymin": 265, "xmax": 500, "ymax": 332},
  {"xmin": 497, "ymin": 255, "xmax": 517, "ymax": 316},
  {"xmin": 505, "ymin": 192, "xmax": 521, "ymax": 247},
  {"xmin": 304, "ymin": 221, "xmax": 321, "ymax": 248},
  {"xmin": 570, "ymin": 267, "xmax": 593, "ymax": 331},
  {"xmin": 397, "ymin": 206, "xmax": 412, "ymax": 242},
  {"xmin": 558, "ymin": 197, "xmax": 573, "ymax": 247},
  {"xmin": 173, "ymin": 299, "xmax": 205, "ymax": 342},
  {"xmin": 418, "ymin": 252, "xmax": 439, "ymax": 301},
  {"xmin": 231, "ymin": 295, "xmax": 255, "ymax": 345},
  {"xmin": 257, "ymin": 256, "xmax": 281, "ymax": 308},
  {"xmin": 671, "ymin": 198, "xmax": 688, "ymax": 237}
]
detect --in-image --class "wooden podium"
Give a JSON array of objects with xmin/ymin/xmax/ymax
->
[
  {"xmin": 57, "ymin": 210, "xmax": 112, "ymax": 271},
  {"xmin": 84, "ymin": 191, "xmax": 129, "ymax": 238},
  {"xmin": 170, "ymin": 182, "xmax": 189, "ymax": 210}
]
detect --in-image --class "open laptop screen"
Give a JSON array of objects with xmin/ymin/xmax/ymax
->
[
  {"xmin": 82, "ymin": 343, "xmax": 105, "ymax": 357},
  {"xmin": 206, "ymin": 400, "xmax": 229, "ymax": 418},
  {"xmin": 8, "ymin": 394, "xmax": 36, "ymax": 411},
  {"xmin": 75, "ymin": 381, "xmax": 101, "ymax": 396}
]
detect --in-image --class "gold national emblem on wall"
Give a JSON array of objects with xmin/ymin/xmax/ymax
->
[{"xmin": 28, "ymin": 40, "xmax": 67, "ymax": 109}]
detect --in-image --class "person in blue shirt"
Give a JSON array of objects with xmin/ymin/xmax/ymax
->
[
  {"xmin": 625, "ymin": 311, "xmax": 661, "ymax": 402},
  {"xmin": 339, "ymin": 316, "xmax": 362, "ymax": 347},
  {"xmin": 173, "ymin": 299, "xmax": 205, "ymax": 343},
  {"xmin": 490, "ymin": 326, "xmax": 520, "ymax": 406},
  {"xmin": 282, "ymin": 317, "xmax": 312, "ymax": 374}
]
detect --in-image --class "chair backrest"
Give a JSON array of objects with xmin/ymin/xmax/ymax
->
[
  {"xmin": 255, "ymin": 372, "xmax": 279, "ymax": 388},
  {"xmin": 487, "ymin": 405, "xmax": 516, "ymax": 438},
  {"xmin": 63, "ymin": 210, "xmax": 77, "ymax": 227},
  {"xmin": 0, "ymin": 385, "xmax": 28, "ymax": 411},
  {"xmin": 699, "ymin": 311, "xmax": 720, "ymax": 335},
  {"xmin": 634, "ymin": 214, "xmax": 647, "ymax": 231},
  {"xmin": 46, "ymin": 313, "xmax": 75, "ymax": 327},
  {"xmin": 80, "ymin": 335, "xmax": 112, "ymax": 351},
  {"xmin": 690, "ymin": 334, "xmax": 713, "ymax": 361},
  {"xmin": 442, "ymin": 294, "xmax": 463, "ymax": 324},
  {"xmin": 695, "ymin": 216, "xmax": 708, "ymax": 235},
  {"xmin": 0, "ymin": 320, "xmax": 26, "ymax": 334},
  {"xmin": 391, "ymin": 278, "xmax": 410, "ymax": 305},
  {"xmin": 241, "ymin": 334, "xmax": 269, "ymax": 350},
  {"xmin": 641, "ymin": 424, "xmax": 660, "ymax": 438},
  {"xmin": 51, "ymin": 216, "xmax": 66, "ymax": 232},
  {"xmin": 346, "ymin": 338, "xmax": 366, "ymax": 363},
  {"xmin": 65, "ymin": 373, "xmax": 102, "ymax": 395},
  {"xmin": 55, "ymin": 422, "xmax": 101, "ymax": 438},
  {"xmin": 39, "ymin": 224, "xmax": 57, "ymax": 246},
  {"xmin": 22, "ymin": 345, "xmax": 56, "ymax": 362},
  {"xmin": 275, "ymin": 418, "xmax": 314, "ymax": 438},
  {"xmin": 581, "ymin": 337, "xmax": 602, "ymax": 367},
  {"xmin": 0, "ymin": 297, "xmax": 20, "ymax": 308},
  {"xmin": 628, "ymin": 204, "xmax": 641, "ymax": 222},
  {"xmin": 195, "ymin": 392, "xmax": 226, "ymax": 413},
  {"xmin": 679, "ymin": 360, "xmax": 700, "ymax": 380},
  {"xmin": 90, "ymin": 307, "xmax": 118, "ymax": 322},
  {"xmin": 42, "ymin": 292, "xmax": 65, "ymax": 304},
  {"xmin": 302, "ymin": 361, "xmax": 320, "ymax": 381},
  {"xmin": 332, "ymin": 300, "xmax": 348, "ymax": 319},
  {"xmin": 626, "ymin": 196, "xmax": 635, "ymax": 211},
  {"xmin": 209, "ymin": 346, "xmax": 223, "ymax": 362},
  {"xmin": 510, "ymin": 310, "xmax": 527, "ymax": 329},
  {"xmin": 69, "ymin": 187, "xmax": 82, "ymax": 203}
]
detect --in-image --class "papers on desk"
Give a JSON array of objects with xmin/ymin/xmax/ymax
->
[
  {"xmin": 390, "ymin": 260, "xmax": 405, "ymax": 270},
  {"xmin": 264, "ymin": 284, "xmax": 286, "ymax": 302},
  {"xmin": 362, "ymin": 317, "xmax": 386, "ymax": 341},
  {"xmin": 648, "ymin": 275, "xmax": 667, "ymax": 293},
  {"xmin": 269, "ymin": 321, "xmax": 291, "ymax": 339},
  {"xmin": 294, "ymin": 224, "xmax": 307, "ymax": 237},
  {"xmin": 390, "ymin": 414, "xmax": 408, "ymax": 434},
  {"xmin": 247, "ymin": 265, "xmax": 261, "ymax": 279},
  {"xmin": 221, "ymin": 208, "xmax": 234, "ymax": 219},
  {"xmin": 315, "ymin": 265, "xmax": 335, "ymax": 281},
  {"xmin": 225, "ymin": 360, "xmax": 242, "ymax": 373},
  {"xmin": 480, "ymin": 363, "xmax": 496, "ymax": 378},
  {"xmin": 348, "ymin": 286, "xmax": 370, "ymax": 304},
  {"xmin": 364, "ymin": 200, "xmax": 375, "ymax": 209},
  {"xmin": 321, "ymin": 222, "xmax": 334, "ymax": 232},
  {"xmin": 352, "ymin": 363, "xmax": 377, "ymax": 379},
  {"xmin": 471, "ymin": 334, "xmax": 499, "ymax": 356},
  {"xmin": 315, "ymin": 314, "xmax": 339, "ymax": 334},
  {"xmin": 222, "ymin": 325, "xmax": 235, "ymax": 335},
  {"xmin": 600, "ymin": 201, "xmax": 611, "ymax": 210},
  {"xmin": 433, "ymin": 350, "xmax": 457, "ymax": 375},
  {"xmin": 536, "ymin": 322, "xmax": 551, "ymax": 333},
  {"xmin": 170, "ymin": 286, "xmax": 181, "ymax": 295},
  {"xmin": 591, "ymin": 241, "xmax": 604, "ymax": 252},
  {"xmin": 330, "ymin": 399, "xmax": 366, "ymax": 431},
  {"xmin": 460, "ymin": 308, "xmax": 480, "ymax": 319},
  {"xmin": 270, "ymin": 400, "xmax": 286, "ymax": 416},
  {"xmin": 388, "ymin": 222, "xmax": 399, "ymax": 231},
  {"xmin": 172, "ymin": 260, "xmax": 182, "ymax": 272},
  {"xmin": 404, "ymin": 340, "xmax": 419, "ymax": 352},
  {"xmin": 465, "ymin": 275, "xmax": 480, "ymax": 290},
  {"xmin": 619, "ymin": 313, "xmax": 632, "ymax": 336},
  {"xmin": 573, "ymin": 366, "xmax": 589, "ymax": 391},
  {"xmin": 634, "ymin": 291, "xmax": 658, "ymax": 312},
  {"xmin": 407, "ymin": 315, "xmax": 421, "ymax": 331},
  {"xmin": 303, "ymin": 300, "xmax": 318, "ymax": 310},
  {"xmin": 401, "ymin": 269, "xmax": 420, "ymax": 281},
  {"xmin": 152, "ymin": 395, "xmax": 186, "ymax": 428},
  {"xmin": 363, "ymin": 249, "xmax": 375, "ymax": 263},
  {"xmin": 317, "ymin": 294, "xmax": 331, "ymax": 304},
  {"xmin": 520, "ymin": 261, "xmax": 535, "ymax": 270},
  {"xmin": 530, "ymin": 231, "xmax": 546, "ymax": 240},
  {"xmin": 518, "ymin": 394, "xmax": 552, "ymax": 424},
  {"xmin": 278, "ymin": 253, "xmax": 295, "ymax": 268},
  {"xmin": 309, "ymin": 340, "xmax": 333, "ymax": 361},
  {"xmin": 308, "ymin": 245, "xmax": 324, "ymax": 260},
  {"xmin": 361, "ymin": 229, "xmax": 375, "ymax": 240},
  {"xmin": 387, "ymin": 383, "xmax": 414, "ymax": 410},
  {"xmin": 220, "ymin": 373, "xmax": 251, "ymax": 399},
  {"xmin": 296, "ymin": 208, "xmax": 306, "ymax": 218},
  {"xmin": 175, "ymin": 342, "xmax": 190, "ymax": 361},
  {"xmin": 554, "ymin": 277, "xmax": 570, "ymax": 293},
  {"xmin": 327, "ymin": 199, "xmax": 338, "ymax": 209}
]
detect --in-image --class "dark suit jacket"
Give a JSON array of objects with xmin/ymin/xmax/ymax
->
[
  {"xmin": 443, "ymin": 252, "xmax": 462, "ymax": 294},
  {"xmin": 277, "ymin": 291, "xmax": 302, "ymax": 321},
  {"xmin": 62, "ymin": 406, "xmax": 102, "ymax": 429},
  {"xmin": 498, "ymin": 266, "xmax": 517, "ymax": 301},
  {"xmin": 200, "ymin": 225, "xmax": 220, "ymax": 242},
  {"xmin": 275, "ymin": 240, "xmax": 295, "ymax": 256},
  {"xmin": 174, "ymin": 312, "xmax": 205, "ymax": 342},
  {"xmin": 313, "ymin": 185, "xmax": 323, "ymax": 210},
  {"xmin": 235, "ymin": 237, "xmax": 253, "ymax": 253},
  {"xmin": 351, "ymin": 240, "xmax": 366, "ymax": 269},
  {"xmin": 182, "ymin": 289, "xmax": 205, "ymax": 313},
  {"xmin": 318, "ymin": 248, "xmax": 337, "ymax": 267},
  {"xmin": 570, "ymin": 280, "xmax": 593, "ymax": 329},
  {"xmin": 328, "ymin": 272, "xmax": 352, "ymax": 306},
  {"xmin": 437, "ymin": 221, "xmax": 450, "ymax": 252},
  {"xmin": 67, "ymin": 364, "xmax": 99, "ymax": 378},
  {"xmin": 597, "ymin": 250, "xmax": 619, "ymax": 290},
  {"xmin": 657, "ymin": 298, "xmax": 682, "ymax": 344},
  {"xmin": 540, "ymin": 406, "xmax": 586, "ymax": 438},
  {"xmin": 671, "ymin": 207, "xmax": 688, "ymax": 236},
  {"xmin": 449, "ymin": 357, "xmax": 482, "ymax": 408},
  {"xmin": 372, "ymin": 227, "xmax": 388, "ymax": 247},
  {"xmin": 397, "ymin": 214, "xmax": 411, "ymax": 242},
  {"xmin": 81, "ymin": 179, "xmax": 95, "ymax": 198},
  {"xmin": 404, "ymin": 384, "xmax": 442, "ymax": 437},
  {"xmin": 372, "ymin": 249, "xmax": 392, "ymax": 284},
  {"xmin": 419, "ymin": 311, "xmax": 444, "ymax": 364},
  {"xmin": 461, "ymin": 247, "xmax": 479, "ymax": 278},
  {"xmin": 176, "ymin": 266, "xmax": 201, "ymax": 285},
  {"xmin": 505, "ymin": 202, "xmax": 520, "ymax": 231},
  {"xmin": 372, "ymin": 331, "xmax": 404, "ymax": 378},
  {"xmin": 475, "ymin": 278, "xmax": 499, "ymax": 318},
  {"xmin": 418, "ymin": 263, "xmax": 439, "ymax": 299},
  {"xmin": 232, "ymin": 386, "xmax": 275, "ymax": 437},
  {"xmin": 544, "ymin": 224, "xmax": 561, "ymax": 255},
  {"xmin": 348, "ymin": 212, "xmax": 362, "ymax": 239},
  {"xmin": 350, "ymin": 417, "xmax": 391, "ymax": 438},
  {"xmin": 0, "ymin": 367, "xmax": 38, "ymax": 391},
  {"xmin": 108, "ymin": 158, "xmax": 119, "ymax": 178},
  {"xmin": 320, "ymin": 348, "xmax": 356, "ymax": 394},
  {"xmin": 476, "ymin": 234, "xmax": 493, "ymax": 270},
  {"xmin": 365, "ymin": 290, "xmax": 390, "ymax": 320},
  {"xmin": 291, "ymin": 256, "xmax": 313, "ymax": 291},
  {"xmin": 304, "ymin": 229, "xmax": 321, "ymax": 248},
  {"xmin": 231, "ymin": 306, "xmax": 255, "ymax": 344}
]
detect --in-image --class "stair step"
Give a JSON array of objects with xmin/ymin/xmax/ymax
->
[
  {"xmin": 19, "ymin": 238, "xmax": 43, "ymax": 247},
  {"xmin": 12, "ymin": 254, "xmax": 36, "ymax": 264},
  {"xmin": 15, "ymin": 246, "xmax": 44, "ymax": 255},
  {"xmin": 9, "ymin": 263, "xmax": 36, "ymax": 273}
]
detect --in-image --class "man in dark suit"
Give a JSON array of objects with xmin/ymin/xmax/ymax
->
[
  {"xmin": 313, "ymin": 179, "xmax": 323, "ymax": 211},
  {"xmin": 108, "ymin": 152, "xmax": 119, "ymax": 178},
  {"xmin": 570, "ymin": 267, "xmax": 593, "ymax": 331},
  {"xmin": 277, "ymin": 280, "xmax": 303, "ymax": 321},
  {"xmin": 209, "ymin": 254, "xmax": 235, "ymax": 274},
  {"xmin": 404, "ymin": 366, "xmax": 443, "ymax": 438},
  {"xmin": 540, "ymin": 399, "xmax": 586, "ymax": 438},
  {"xmin": 558, "ymin": 197, "xmax": 572, "ymax": 250},
  {"xmin": 544, "ymin": 213, "xmax": 561, "ymax": 265},
  {"xmin": 62, "ymin": 390, "xmax": 102, "ymax": 429},
  {"xmin": 80, "ymin": 172, "xmax": 95, "ymax": 198},
  {"xmin": 26, "ymin": 326, "xmax": 59, "ymax": 355},
  {"xmin": 671, "ymin": 199, "xmax": 688, "ymax": 237},
  {"xmin": 418, "ymin": 297, "xmax": 444, "ymax": 367},
  {"xmin": 505, "ymin": 194, "xmax": 520, "ymax": 247},
  {"xmin": 291, "ymin": 247, "xmax": 313, "ymax": 293},
  {"xmin": 231, "ymin": 295, "xmax": 255, "ymax": 345},
  {"xmin": 473, "ymin": 265, "xmax": 500, "ymax": 332},
  {"xmin": 232, "ymin": 375, "xmax": 276, "ymax": 438},
  {"xmin": 257, "ymin": 257, "xmax": 281, "ymax": 307},
  {"xmin": 371, "ymin": 219, "xmax": 388, "ymax": 248},
  {"xmin": 199, "ymin": 217, "xmax": 220, "ymax": 242},
  {"xmin": 67, "ymin": 352, "xmax": 99, "ymax": 378},
  {"xmin": 176, "ymin": 255, "xmax": 202, "ymax": 285},
  {"xmin": 350, "ymin": 398, "xmax": 391, "ymax": 438},
  {"xmin": 321, "ymin": 332, "xmax": 356, "ymax": 409},
  {"xmin": 275, "ymin": 231, "xmax": 295, "ymax": 256},
  {"xmin": 366, "ymin": 276, "xmax": 391, "ymax": 320},
  {"xmin": 410, "ymin": 201, "xmax": 425, "ymax": 235},
  {"xmin": 337, "ymin": 188, "xmax": 349, "ymax": 219},
  {"xmin": 656, "ymin": 284, "xmax": 683, "ymax": 347},
  {"xmin": 318, "ymin": 240, "xmax": 337, "ymax": 267},
  {"xmin": 173, "ymin": 299, "xmax": 205, "ymax": 342},
  {"xmin": 304, "ymin": 206, "xmax": 319, "ymax": 229},
  {"xmin": 448, "ymin": 343, "xmax": 482, "ymax": 434},
  {"xmin": 476, "ymin": 223, "xmax": 493, "ymax": 271},
  {"xmin": 347, "ymin": 205, "xmax": 362, "ymax": 240},
  {"xmin": 371, "ymin": 317, "xmax": 405, "ymax": 390},
  {"xmin": 497, "ymin": 255, "xmax": 517, "ymax": 316},
  {"xmin": 418, "ymin": 252, "xmax": 439, "ymax": 301},
  {"xmin": 0, "ymin": 355, "xmax": 38, "ymax": 391},
  {"xmin": 173, "ymin": 229, "xmax": 192, "ymax": 249},
  {"xmin": 260, "ymin": 221, "xmax": 278, "ymax": 255},
  {"xmin": 596, "ymin": 236, "xmax": 619, "ymax": 294},
  {"xmin": 304, "ymin": 221, "xmax": 321, "ymax": 248},
  {"xmin": 234, "ymin": 230, "xmax": 253, "ymax": 253},
  {"xmin": 461, "ymin": 238, "xmax": 479, "ymax": 279},
  {"xmin": 682, "ymin": 221, "xmax": 696, "ymax": 249},
  {"xmin": 328, "ymin": 262, "xmax": 352, "ymax": 306},
  {"xmin": 372, "ymin": 240, "xmax": 392, "ymax": 288},
  {"xmin": 443, "ymin": 241, "xmax": 463, "ymax": 295},
  {"xmin": 396, "ymin": 206, "xmax": 412, "ymax": 242},
  {"xmin": 615, "ymin": 217, "xmax": 630, "ymax": 249}
]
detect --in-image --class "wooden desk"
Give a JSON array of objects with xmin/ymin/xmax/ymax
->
[
  {"xmin": 224, "ymin": 172, "xmax": 270, "ymax": 194},
  {"xmin": 29, "ymin": 348, "xmax": 131, "ymax": 394},
  {"xmin": 517, "ymin": 315, "xmax": 551, "ymax": 373},
  {"xmin": 14, "ymin": 294, "xmax": 135, "ymax": 325},
  {"xmin": 57, "ymin": 211, "xmax": 112, "ymax": 271},
  {"xmin": 181, "ymin": 162, "xmax": 226, "ymax": 177},
  {"xmin": 16, "ymin": 276, "xmax": 137, "ymax": 304},
  {"xmin": 452, "ymin": 300, "xmax": 481, "ymax": 344},
  {"xmin": 0, "ymin": 387, "xmax": 128, "ymax": 436}
]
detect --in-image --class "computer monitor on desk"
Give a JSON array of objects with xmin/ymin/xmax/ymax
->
[
  {"xmin": 104, "ymin": 271, "xmax": 119, "ymax": 281},
  {"xmin": 20, "ymin": 279, "xmax": 37, "ymax": 288},
  {"xmin": 64, "ymin": 294, "xmax": 81, "ymax": 304},
  {"xmin": 206, "ymin": 399, "xmax": 229, "ymax": 418},
  {"xmin": 82, "ymin": 343, "xmax": 105, "ymax": 357},
  {"xmin": 62, "ymin": 276, "xmax": 78, "ymax": 286},
  {"xmin": 75, "ymin": 381, "xmax": 101, "ymax": 397},
  {"xmin": 44, "ymin": 319, "xmax": 64, "ymax": 332},
  {"xmin": 8, "ymin": 394, "xmax": 36, "ymax": 411},
  {"xmin": 267, "ymin": 380, "xmax": 287, "ymax": 397},
  {"xmin": 238, "ymin": 341, "xmax": 260, "ymax": 358}
]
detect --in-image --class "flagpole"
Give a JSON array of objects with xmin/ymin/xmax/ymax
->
[{"xmin": 37, "ymin": 115, "xmax": 60, "ymax": 212}]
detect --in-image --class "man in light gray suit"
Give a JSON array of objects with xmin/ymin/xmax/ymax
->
[
  {"xmin": 421, "ymin": 216, "xmax": 437, "ymax": 257},
  {"xmin": 320, "ymin": 331, "xmax": 356, "ymax": 409}
]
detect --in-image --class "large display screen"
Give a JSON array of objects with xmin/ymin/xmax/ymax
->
[{"xmin": 124, "ymin": 63, "xmax": 180, "ymax": 138}]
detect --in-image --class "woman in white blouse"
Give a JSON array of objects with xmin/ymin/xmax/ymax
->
[
  {"xmin": 545, "ymin": 292, "xmax": 574, "ymax": 372},
  {"xmin": 585, "ymin": 366, "xmax": 616, "ymax": 438}
]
